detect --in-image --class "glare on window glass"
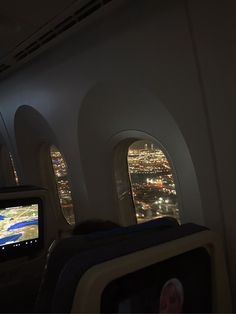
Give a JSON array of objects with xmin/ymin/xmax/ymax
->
[
  {"xmin": 50, "ymin": 146, "xmax": 75, "ymax": 225},
  {"xmin": 127, "ymin": 140, "xmax": 180, "ymax": 223}
]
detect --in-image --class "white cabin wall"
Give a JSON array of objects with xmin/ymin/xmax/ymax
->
[
  {"xmin": 0, "ymin": 0, "xmax": 222, "ymax": 228},
  {"xmin": 77, "ymin": 82, "xmax": 206, "ymax": 225},
  {"xmin": 188, "ymin": 0, "xmax": 236, "ymax": 305},
  {"xmin": 0, "ymin": 0, "xmax": 232, "ymax": 281}
]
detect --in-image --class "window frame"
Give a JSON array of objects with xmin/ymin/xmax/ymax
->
[
  {"xmin": 113, "ymin": 132, "xmax": 182, "ymax": 225},
  {"xmin": 0, "ymin": 146, "xmax": 19, "ymax": 186}
]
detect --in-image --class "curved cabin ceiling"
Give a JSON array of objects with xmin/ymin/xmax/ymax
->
[
  {"xmin": 0, "ymin": 0, "xmax": 113, "ymax": 78},
  {"xmin": 0, "ymin": 0, "xmax": 77, "ymax": 60}
]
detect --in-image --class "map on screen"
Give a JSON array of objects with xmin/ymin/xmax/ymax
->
[{"xmin": 0, "ymin": 204, "xmax": 39, "ymax": 246}]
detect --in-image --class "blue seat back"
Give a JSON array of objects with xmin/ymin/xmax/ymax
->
[
  {"xmin": 52, "ymin": 223, "xmax": 208, "ymax": 313},
  {"xmin": 35, "ymin": 217, "xmax": 178, "ymax": 312}
]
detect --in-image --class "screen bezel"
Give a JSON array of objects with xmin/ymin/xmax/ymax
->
[{"xmin": 0, "ymin": 197, "xmax": 43, "ymax": 261}]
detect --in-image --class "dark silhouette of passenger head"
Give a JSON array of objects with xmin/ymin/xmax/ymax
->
[
  {"xmin": 159, "ymin": 278, "xmax": 184, "ymax": 314},
  {"xmin": 72, "ymin": 219, "xmax": 120, "ymax": 235}
]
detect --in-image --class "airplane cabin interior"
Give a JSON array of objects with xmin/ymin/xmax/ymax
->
[{"xmin": 0, "ymin": 0, "xmax": 235, "ymax": 313}]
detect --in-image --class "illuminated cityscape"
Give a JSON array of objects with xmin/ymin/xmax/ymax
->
[
  {"xmin": 127, "ymin": 141, "xmax": 180, "ymax": 223},
  {"xmin": 50, "ymin": 146, "xmax": 75, "ymax": 225},
  {"xmin": 9, "ymin": 153, "xmax": 19, "ymax": 185},
  {"xmin": 50, "ymin": 142, "xmax": 179, "ymax": 226}
]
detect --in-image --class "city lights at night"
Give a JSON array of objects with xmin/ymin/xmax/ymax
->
[
  {"xmin": 9, "ymin": 153, "xmax": 19, "ymax": 185},
  {"xmin": 50, "ymin": 142, "xmax": 179, "ymax": 226},
  {"xmin": 50, "ymin": 146, "xmax": 75, "ymax": 225},
  {"xmin": 128, "ymin": 141, "xmax": 180, "ymax": 223}
]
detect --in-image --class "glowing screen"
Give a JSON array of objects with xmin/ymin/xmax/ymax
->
[{"xmin": 0, "ymin": 204, "xmax": 39, "ymax": 247}]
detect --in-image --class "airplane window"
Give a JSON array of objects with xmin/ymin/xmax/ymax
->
[
  {"xmin": 9, "ymin": 152, "xmax": 19, "ymax": 185},
  {"xmin": 50, "ymin": 145, "xmax": 75, "ymax": 225},
  {"xmin": 127, "ymin": 140, "xmax": 180, "ymax": 223}
]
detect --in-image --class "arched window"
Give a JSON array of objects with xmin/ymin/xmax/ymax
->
[
  {"xmin": 9, "ymin": 152, "xmax": 19, "ymax": 185},
  {"xmin": 50, "ymin": 146, "xmax": 75, "ymax": 225},
  {"xmin": 127, "ymin": 140, "xmax": 180, "ymax": 223}
]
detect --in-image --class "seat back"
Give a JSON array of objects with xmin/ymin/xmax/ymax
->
[
  {"xmin": 51, "ymin": 223, "xmax": 231, "ymax": 313},
  {"xmin": 35, "ymin": 217, "xmax": 179, "ymax": 312}
]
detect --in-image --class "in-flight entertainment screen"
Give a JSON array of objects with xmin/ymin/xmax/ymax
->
[{"xmin": 0, "ymin": 198, "xmax": 43, "ymax": 258}]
